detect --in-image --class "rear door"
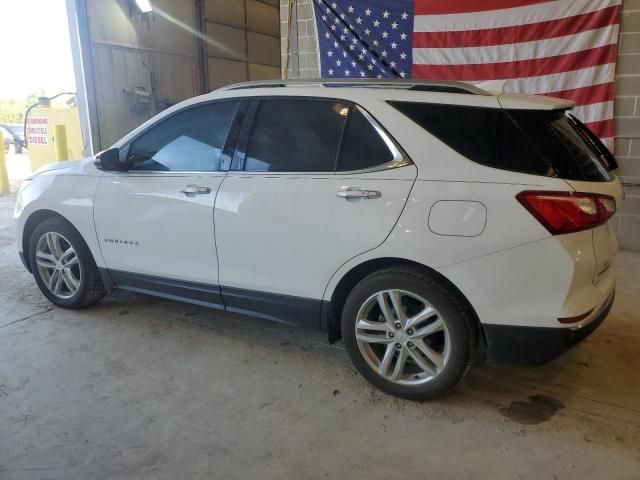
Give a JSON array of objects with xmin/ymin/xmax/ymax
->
[{"xmin": 214, "ymin": 97, "xmax": 417, "ymax": 327}]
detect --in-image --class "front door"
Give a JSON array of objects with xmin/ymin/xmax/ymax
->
[
  {"xmin": 214, "ymin": 98, "xmax": 417, "ymax": 327},
  {"xmin": 94, "ymin": 100, "xmax": 243, "ymax": 303}
]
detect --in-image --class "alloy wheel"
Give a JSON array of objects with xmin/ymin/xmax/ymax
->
[
  {"xmin": 355, "ymin": 289, "xmax": 451, "ymax": 385},
  {"xmin": 35, "ymin": 232, "xmax": 82, "ymax": 300}
]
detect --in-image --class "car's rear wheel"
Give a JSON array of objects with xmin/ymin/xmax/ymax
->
[
  {"xmin": 29, "ymin": 217, "xmax": 105, "ymax": 309},
  {"xmin": 341, "ymin": 267, "xmax": 477, "ymax": 400}
]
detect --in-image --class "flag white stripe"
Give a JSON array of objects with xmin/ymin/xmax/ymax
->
[
  {"xmin": 412, "ymin": 25, "xmax": 617, "ymax": 65},
  {"xmin": 413, "ymin": 0, "xmax": 620, "ymax": 33},
  {"xmin": 571, "ymin": 101, "xmax": 614, "ymax": 124},
  {"xmin": 471, "ymin": 64, "xmax": 616, "ymax": 95}
]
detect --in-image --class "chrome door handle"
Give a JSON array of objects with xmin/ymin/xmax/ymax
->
[
  {"xmin": 180, "ymin": 184, "xmax": 211, "ymax": 195},
  {"xmin": 337, "ymin": 187, "xmax": 382, "ymax": 199}
]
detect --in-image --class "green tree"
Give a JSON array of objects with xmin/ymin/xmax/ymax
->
[{"xmin": 0, "ymin": 91, "xmax": 44, "ymax": 123}]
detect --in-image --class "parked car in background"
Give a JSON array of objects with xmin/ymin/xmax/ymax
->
[
  {"xmin": 0, "ymin": 126, "xmax": 15, "ymax": 153},
  {"xmin": 0, "ymin": 123, "xmax": 25, "ymax": 153},
  {"xmin": 14, "ymin": 79, "xmax": 623, "ymax": 400}
]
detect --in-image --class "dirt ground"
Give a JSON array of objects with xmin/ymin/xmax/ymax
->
[{"xmin": 1, "ymin": 158, "xmax": 639, "ymax": 479}]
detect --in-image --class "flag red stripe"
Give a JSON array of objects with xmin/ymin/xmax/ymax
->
[
  {"xmin": 584, "ymin": 118, "xmax": 614, "ymax": 138},
  {"xmin": 412, "ymin": 44, "xmax": 617, "ymax": 81},
  {"xmin": 414, "ymin": 0, "xmax": 552, "ymax": 15},
  {"xmin": 543, "ymin": 82, "xmax": 614, "ymax": 106},
  {"xmin": 412, "ymin": 5, "xmax": 620, "ymax": 48}
]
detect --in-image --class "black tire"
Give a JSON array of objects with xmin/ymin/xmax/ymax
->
[
  {"xmin": 29, "ymin": 217, "xmax": 106, "ymax": 309},
  {"xmin": 341, "ymin": 267, "xmax": 477, "ymax": 400}
]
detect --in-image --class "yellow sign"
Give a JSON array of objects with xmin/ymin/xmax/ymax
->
[
  {"xmin": 27, "ymin": 103, "xmax": 83, "ymax": 171},
  {"xmin": 26, "ymin": 117, "xmax": 49, "ymax": 145}
]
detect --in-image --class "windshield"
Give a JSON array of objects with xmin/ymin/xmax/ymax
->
[{"xmin": 8, "ymin": 125, "xmax": 24, "ymax": 136}]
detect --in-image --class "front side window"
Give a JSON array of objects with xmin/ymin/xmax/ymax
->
[
  {"xmin": 244, "ymin": 99, "xmax": 348, "ymax": 172},
  {"xmin": 127, "ymin": 101, "xmax": 240, "ymax": 172}
]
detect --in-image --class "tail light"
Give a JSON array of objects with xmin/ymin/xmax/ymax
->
[{"xmin": 516, "ymin": 190, "xmax": 616, "ymax": 235}]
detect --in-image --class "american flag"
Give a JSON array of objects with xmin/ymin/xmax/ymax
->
[{"xmin": 313, "ymin": 0, "xmax": 621, "ymax": 143}]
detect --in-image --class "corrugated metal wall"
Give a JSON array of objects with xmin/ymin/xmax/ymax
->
[
  {"xmin": 69, "ymin": 0, "xmax": 280, "ymax": 152},
  {"xmin": 77, "ymin": 0, "xmax": 200, "ymax": 149},
  {"xmin": 205, "ymin": 0, "xmax": 280, "ymax": 88}
]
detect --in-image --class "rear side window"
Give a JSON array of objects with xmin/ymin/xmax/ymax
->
[
  {"xmin": 244, "ymin": 99, "xmax": 348, "ymax": 172},
  {"xmin": 390, "ymin": 101, "xmax": 613, "ymax": 181},
  {"xmin": 337, "ymin": 107, "xmax": 395, "ymax": 171},
  {"xmin": 127, "ymin": 101, "xmax": 239, "ymax": 172}
]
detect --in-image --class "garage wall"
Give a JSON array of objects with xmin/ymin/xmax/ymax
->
[
  {"xmin": 69, "ymin": 0, "xmax": 281, "ymax": 153},
  {"xmin": 614, "ymin": 0, "xmax": 640, "ymax": 251},
  {"xmin": 205, "ymin": 0, "xmax": 281, "ymax": 89},
  {"xmin": 74, "ymin": 0, "xmax": 202, "ymax": 150},
  {"xmin": 280, "ymin": 0, "xmax": 320, "ymax": 78}
]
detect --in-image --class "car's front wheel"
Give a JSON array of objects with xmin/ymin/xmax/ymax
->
[
  {"xmin": 341, "ymin": 267, "xmax": 477, "ymax": 400},
  {"xmin": 29, "ymin": 217, "xmax": 105, "ymax": 309}
]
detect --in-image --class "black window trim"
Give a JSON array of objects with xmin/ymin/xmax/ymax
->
[
  {"xmin": 231, "ymin": 95, "xmax": 412, "ymax": 175},
  {"xmin": 118, "ymin": 98, "xmax": 249, "ymax": 175}
]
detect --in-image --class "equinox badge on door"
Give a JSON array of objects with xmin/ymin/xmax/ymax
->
[{"xmin": 103, "ymin": 238, "xmax": 139, "ymax": 246}]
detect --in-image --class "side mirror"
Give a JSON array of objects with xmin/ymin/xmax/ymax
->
[{"xmin": 94, "ymin": 148, "xmax": 126, "ymax": 171}]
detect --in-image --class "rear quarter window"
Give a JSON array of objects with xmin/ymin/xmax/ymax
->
[{"xmin": 390, "ymin": 101, "xmax": 613, "ymax": 182}]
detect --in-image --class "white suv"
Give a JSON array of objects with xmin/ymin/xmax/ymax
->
[{"xmin": 14, "ymin": 79, "xmax": 622, "ymax": 399}]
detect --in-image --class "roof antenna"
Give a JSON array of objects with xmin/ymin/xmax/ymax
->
[
  {"xmin": 475, "ymin": 79, "xmax": 508, "ymax": 95},
  {"xmin": 476, "ymin": 79, "xmax": 509, "ymax": 107}
]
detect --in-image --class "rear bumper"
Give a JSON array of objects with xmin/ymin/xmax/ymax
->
[{"xmin": 483, "ymin": 291, "xmax": 614, "ymax": 365}]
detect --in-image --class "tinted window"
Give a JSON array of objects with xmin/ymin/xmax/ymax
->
[
  {"xmin": 508, "ymin": 110, "xmax": 612, "ymax": 181},
  {"xmin": 567, "ymin": 114, "xmax": 617, "ymax": 170},
  {"xmin": 127, "ymin": 101, "xmax": 239, "ymax": 171},
  {"xmin": 338, "ymin": 107, "xmax": 395, "ymax": 171},
  {"xmin": 390, "ymin": 102, "xmax": 613, "ymax": 181},
  {"xmin": 244, "ymin": 99, "xmax": 348, "ymax": 172},
  {"xmin": 390, "ymin": 102, "xmax": 552, "ymax": 177}
]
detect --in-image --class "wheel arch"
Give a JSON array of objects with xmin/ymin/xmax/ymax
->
[
  {"xmin": 21, "ymin": 209, "xmax": 108, "ymax": 290},
  {"xmin": 325, "ymin": 257, "xmax": 484, "ymax": 347},
  {"xmin": 22, "ymin": 209, "xmax": 68, "ymax": 272}
]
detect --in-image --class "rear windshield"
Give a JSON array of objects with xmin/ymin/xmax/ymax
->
[{"xmin": 389, "ymin": 101, "xmax": 613, "ymax": 182}]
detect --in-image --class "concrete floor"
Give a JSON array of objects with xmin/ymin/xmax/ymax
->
[{"xmin": 1, "ymin": 180, "xmax": 639, "ymax": 479}]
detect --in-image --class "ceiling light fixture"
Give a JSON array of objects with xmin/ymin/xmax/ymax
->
[{"xmin": 134, "ymin": 0, "xmax": 153, "ymax": 13}]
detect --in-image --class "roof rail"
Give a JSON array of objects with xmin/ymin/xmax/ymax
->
[{"xmin": 215, "ymin": 78, "xmax": 491, "ymax": 96}]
